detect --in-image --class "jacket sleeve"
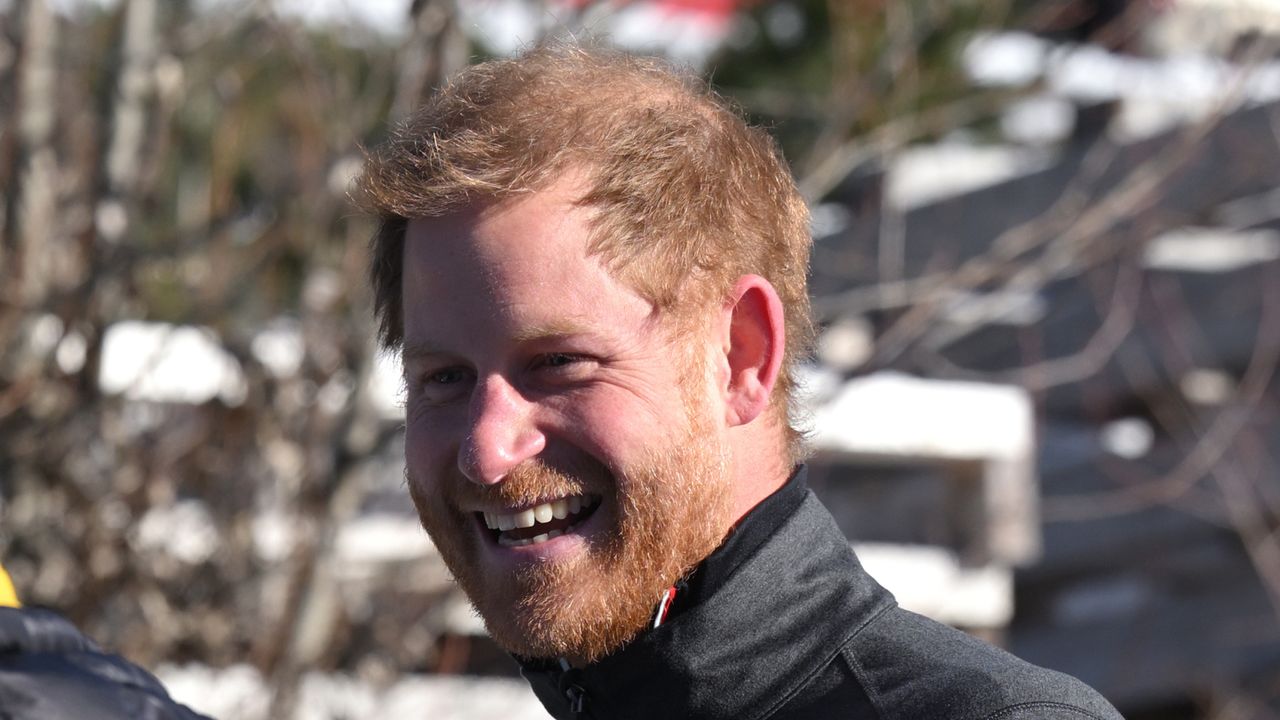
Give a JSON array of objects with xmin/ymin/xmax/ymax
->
[
  {"xmin": 980, "ymin": 701, "xmax": 1126, "ymax": 720},
  {"xmin": 0, "ymin": 606, "xmax": 213, "ymax": 720}
]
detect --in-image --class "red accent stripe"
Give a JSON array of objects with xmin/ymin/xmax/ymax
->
[{"xmin": 654, "ymin": 586, "xmax": 678, "ymax": 628}]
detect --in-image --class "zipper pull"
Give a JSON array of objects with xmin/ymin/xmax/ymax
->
[
  {"xmin": 565, "ymin": 683, "xmax": 586, "ymax": 715},
  {"xmin": 558, "ymin": 658, "xmax": 588, "ymax": 717}
]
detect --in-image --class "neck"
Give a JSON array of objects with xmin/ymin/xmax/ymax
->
[{"xmin": 724, "ymin": 420, "xmax": 790, "ymax": 525}]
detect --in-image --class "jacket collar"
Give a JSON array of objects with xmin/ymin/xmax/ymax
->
[{"xmin": 520, "ymin": 466, "xmax": 896, "ymax": 720}]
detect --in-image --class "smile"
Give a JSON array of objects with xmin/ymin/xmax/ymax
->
[{"xmin": 480, "ymin": 495, "xmax": 601, "ymax": 548}]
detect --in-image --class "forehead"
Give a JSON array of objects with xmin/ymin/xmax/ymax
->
[
  {"xmin": 399, "ymin": 180, "xmax": 662, "ymax": 347},
  {"xmin": 404, "ymin": 185, "xmax": 591, "ymax": 299}
]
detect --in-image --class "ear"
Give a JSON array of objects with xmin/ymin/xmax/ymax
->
[{"xmin": 719, "ymin": 275, "xmax": 786, "ymax": 427}]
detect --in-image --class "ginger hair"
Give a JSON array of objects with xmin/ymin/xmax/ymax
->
[{"xmin": 357, "ymin": 44, "xmax": 814, "ymax": 460}]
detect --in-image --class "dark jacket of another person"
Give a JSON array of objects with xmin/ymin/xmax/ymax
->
[{"xmin": 0, "ymin": 606, "xmax": 212, "ymax": 720}]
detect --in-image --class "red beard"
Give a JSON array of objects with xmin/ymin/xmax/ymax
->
[{"xmin": 410, "ymin": 403, "xmax": 731, "ymax": 665}]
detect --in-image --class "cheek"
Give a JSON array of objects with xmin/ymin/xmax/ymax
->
[
  {"xmin": 404, "ymin": 417, "xmax": 457, "ymax": 483},
  {"xmin": 404, "ymin": 424, "xmax": 462, "ymax": 532},
  {"xmin": 556, "ymin": 395, "xmax": 678, "ymax": 468},
  {"xmin": 403, "ymin": 435, "xmax": 436, "ymax": 516}
]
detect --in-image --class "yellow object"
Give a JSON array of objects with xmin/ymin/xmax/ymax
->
[{"xmin": 0, "ymin": 564, "xmax": 20, "ymax": 607}]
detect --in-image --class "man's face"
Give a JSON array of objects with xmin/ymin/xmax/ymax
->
[{"xmin": 400, "ymin": 178, "xmax": 734, "ymax": 664}]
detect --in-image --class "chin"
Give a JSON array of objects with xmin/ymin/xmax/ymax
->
[{"xmin": 413, "ymin": 410, "xmax": 733, "ymax": 663}]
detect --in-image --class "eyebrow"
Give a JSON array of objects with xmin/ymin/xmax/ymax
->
[
  {"xmin": 400, "ymin": 319, "xmax": 599, "ymax": 362},
  {"xmin": 400, "ymin": 339, "xmax": 445, "ymax": 362},
  {"xmin": 510, "ymin": 319, "xmax": 596, "ymax": 344}
]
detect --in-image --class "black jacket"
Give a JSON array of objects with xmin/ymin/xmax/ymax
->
[
  {"xmin": 521, "ymin": 469, "xmax": 1124, "ymax": 720},
  {"xmin": 0, "ymin": 606, "xmax": 211, "ymax": 720}
]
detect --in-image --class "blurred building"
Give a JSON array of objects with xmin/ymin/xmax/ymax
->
[{"xmin": 806, "ymin": 6, "xmax": 1280, "ymax": 715}]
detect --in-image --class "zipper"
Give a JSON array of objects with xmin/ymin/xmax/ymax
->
[
  {"xmin": 558, "ymin": 658, "xmax": 588, "ymax": 717},
  {"xmin": 551, "ymin": 585, "xmax": 683, "ymax": 717}
]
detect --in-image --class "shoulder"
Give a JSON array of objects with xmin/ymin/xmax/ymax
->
[
  {"xmin": 849, "ymin": 607, "xmax": 1122, "ymax": 720},
  {"xmin": 0, "ymin": 607, "xmax": 212, "ymax": 720},
  {"xmin": 772, "ymin": 605, "xmax": 1123, "ymax": 720},
  {"xmin": 977, "ymin": 702, "xmax": 1124, "ymax": 720}
]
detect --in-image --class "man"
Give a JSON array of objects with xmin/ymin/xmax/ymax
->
[{"xmin": 358, "ymin": 45, "xmax": 1123, "ymax": 720}]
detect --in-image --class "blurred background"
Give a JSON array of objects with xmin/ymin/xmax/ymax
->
[{"xmin": 2, "ymin": 0, "xmax": 1279, "ymax": 717}]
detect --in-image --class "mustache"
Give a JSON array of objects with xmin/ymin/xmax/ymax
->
[{"xmin": 447, "ymin": 459, "xmax": 603, "ymax": 507}]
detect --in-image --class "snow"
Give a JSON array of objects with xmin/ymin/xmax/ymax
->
[
  {"xmin": 46, "ymin": 0, "xmax": 734, "ymax": 62},
  {"xmin": 967, "ymin": 31, "xmax": 1280, "ymax": 106},
  {"xmin": 963, "ymin": 32, "xmax": 1047, "ymax": 87},
  {"xmin": 855, "ymin": 543, "xmax": 1014, "ymax": 628},
  {"xmin": 27, "ymin": 314, "xmax": 64, "ymax": 357},
  {"xmin": 966, "ymin": 31, "xmax": 1280, "ymax": 142},
  {"xmin": 272, "ymin": 0, "xmax": 410, "ymax": 36},
  {"xmin": 808, "ymin": 372, "xmax": 1035, "ymax": 462},
  {"xmin": 815, "ymin": 317, "xmax": 874, "ymax": 372},
  {"xmin": 99, "ymin": 321, "xmax": 247, "ymax": 405},
  {"xmin": 55, "ymin": 330, "xmax": 88, "ymax": 374},
  {"xmin": 159, "ymin": 664, "xmax": 271, "ymax": 720},
  {"xmin": 606, "ymin": 2, "xmax": 734, "ymax": 65},
  {"xmin": 458, "ymin": 0, "xmax": 736, "ymax": 66},
  {"xmin": 1143, "ymin": 227, "xmax": 1280, "ymax": 273},
  {"xmin": 809, "ymin": 202, "xmax": 853, "ymax": 241},
  {"xmin": 1099, "ymin": 417, "xmax": 1155, "ymax": 459},
  {"xmin": 250, "ymin": 319, "xmax": 305, "ymax": 379},
  {"xmin": 95, "ymin": 317, "xmax": 408, "ymax": 419},
  {"xmin": 456, "ymin": 0, "xmax": 542, "ymax": 56},
  {"xmin": 886, "ymin": 142, "xmax": 1050, "ymax": 210},
  {"xmin": 940, "ymin": 289, "xmax": 1048, "ymax": 328},
  {"xmin": 157, "ymin": 665, "xmax": 553, "ymax": 720},
  {"xmin": 1000, "ymin": 95, "xmax": 1076, "ymax": 146},
  {"xmin": 131, "ymin": 500, "xmax": 222, "ymax": 565},
  {"xmin": 251, "ymin": 510, "xmax": 300, "ymax": 564},
  {"xmin": 1151, "ymin": 0, "xmax": 1280, "ymax": 56},
  {"xmin": 1178, "ymin": 0, "xmax": 1280, "ymax": 11},
  {"xmin": 334, "ymin": 513, "xmax": 435, "ymax": 566},
  {"xmin": 1179, "ymin": 368, "xmax": 1236, "ymax": 406}
]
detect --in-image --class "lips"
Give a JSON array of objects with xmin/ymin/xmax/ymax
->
[{"xmin": 479, "ymin": 494, "xmax": 601, "ymax": 547}]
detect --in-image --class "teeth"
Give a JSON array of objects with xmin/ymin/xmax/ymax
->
[
  {"xmin": 497, "ymin": 528, "xmax": 567, "ymax": 548},
  {"xmin": 514, "ymin": 509, "xmax": 536, "ymax": 529},
  {"xmin": 483, "ymin": 495, "xmax": 596, "ymax": 542}
]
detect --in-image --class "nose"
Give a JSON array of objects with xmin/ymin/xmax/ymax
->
[{"xmin": 458, "ymin": 374, "xmax": 546, "ymax": 485}]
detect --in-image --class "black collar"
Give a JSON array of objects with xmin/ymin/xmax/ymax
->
[
  {"xmin": 519, "ymin": 465, "xmax": 896, "ymax": 719},
  {"xmin": 660, "ymin": 465, "xmax": 811, "ymax": 623}
]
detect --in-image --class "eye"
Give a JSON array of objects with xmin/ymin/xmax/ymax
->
[
  {"xmin": 542, "ymin": 353, "xmax": 578, "ymax": 368},
  {"xmin": 533, "ymin": 352, "xmax": 596, "ymax": 379},
  {"xmin": 409, "ymin": 365, "xmax": 474, "ymax": 404},
  {"xmin": 426, "ymin": 367, "xmax": 469, "ymax": 385}
]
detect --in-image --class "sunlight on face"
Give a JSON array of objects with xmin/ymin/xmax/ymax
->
[{"xmin": 400, "ymin": 178, "xmax": 734, "ymax": 663}]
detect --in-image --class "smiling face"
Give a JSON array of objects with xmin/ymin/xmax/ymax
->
[{"xmin": 401, "ymin": 178, "xmax": 734, "ymax": 664}]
